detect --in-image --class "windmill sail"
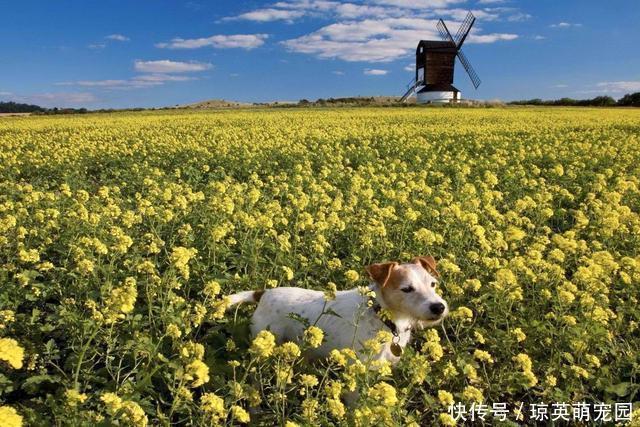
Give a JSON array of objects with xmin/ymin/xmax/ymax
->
[
  {"xmin": 456, "ymin": 49, "xmax": 481, "ymax": 89},
  {"xmin": 436, "ymin": 14, "xmax": 481, "ymax": 89},
  {"xmin": 454, "ymin": 12, "xmax": 475, "ymax": 48}
]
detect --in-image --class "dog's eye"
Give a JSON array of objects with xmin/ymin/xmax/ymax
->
[
  {"xmin": 401, "ymin": 286, "xmax": 414, "ymax": 293},
  {"xmin": 431, "ymin": 282, "xmax": 437, "ymax": 288}
]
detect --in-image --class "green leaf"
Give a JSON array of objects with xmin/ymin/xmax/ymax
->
[{"xmin": 606, "ymin": 382, "xmax": 635, "ymax": 397}]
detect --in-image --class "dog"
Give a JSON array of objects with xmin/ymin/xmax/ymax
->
[{"xmin": 227, "ymin": 256, "xmax": 448, "ymax": 364}]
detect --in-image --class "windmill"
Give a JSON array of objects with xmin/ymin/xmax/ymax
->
[{"xmin": 400, "ymin": 12, "xmax": 481, "ymax": 104}]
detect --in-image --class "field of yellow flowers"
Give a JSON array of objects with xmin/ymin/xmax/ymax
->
[{"xmin": 1, "ymin": 107, "xmax": 639, "ymax": 426}]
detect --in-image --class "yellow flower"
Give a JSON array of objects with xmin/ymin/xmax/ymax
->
[
  {"xmin": 231, "ymin": 405, "xmax": 250, "ymax": 424},
  {"xmin": 510, "ymin": 327, "xmax": 526, "ymax": 342},
  {"xmin": 473, "ymin": 349, "xmax": 494, "ymax": 363},
  {"xmin": 0, "ymin": 338, "xmax": 24, "ymax": 369},
  {"xmin": 0, "ymin": 406, "xmax": 23, "ymax": 427},
  {"xmin": 201, "ymin": 393, "xmax": 225, "ymax": 418},
  {"xmin": 303, "ymin": 326, "xmax": 324, "ymax": 348},
  {"xmin": 345, "ymin": 270, "xmax": 360, "ymax": 282},
  {"xmin": 65, "ymin": 389, "xmax": 88, "ymax": 406},
  {"xmin": 183, "ymin": 359, "xmax": 210, "ymax": 387},
  {"xmin": 170, "ymin": 246, "xmax": 197, "ymax": 279},
  {"xmin": 439, "ymin": 413, "xmax": 456, "ymax": 426},
  {"xmin": 327, "ymin": 398, "xmax": 346, "ymax": 419},
  {"xmin": 437, "ymin": 390, "xmax": 454, "ymax": 406},
  {"xmin": 203, "ymin": 280, "xmax": 221, "ymax": 297},
  {"xmin": 301, "ymin": 398, "xmax": 319, "ymax": 421},
  {"xmin": 299, "ymin": 374, "xmax": 319, "ymax": 388},
  {"xmin": 166, "ymin": 323, "xmax": 182, "ymax": 339},
  {"xmin": 451, "ymin": 306, "xmax": 473, "ymax": 322},
  {"xmin": 505, "ymin": 226, "xmax": 526, "ymax": 241},
  {"xmin": 250, "ymin": 330, "xmax": 276, "ymax": 358},
  {"xmin": 277, "ymin": 342, "xmax": 301, "ymax": 361},
  {"xmin": 324, "ymin": 282, "xmax": 338, "ymax": 301},
  {"xmin": 281, "ymin": 266, "xmax": 294, "ymax": 281},
  {"xmin": 103, "ymin": 277, "xmax": 137, "ymax": 323},
  {"xmin": 368, "ymin": 381, "xmax": 398, "ymax": 406},
  {"xmin": 462, "ymin": 385, "xmax": 484, "ymax": 403}
]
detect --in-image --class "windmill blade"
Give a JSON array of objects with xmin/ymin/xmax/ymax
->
[
  {"xmin": 457, "ymin": 49, "xmax": 481, "ymax": 89},
  {"xmin": 454, "ymin": 12, "xmax": 475, "ymax": 48},
  {"xmin": 436, "ymin": 19, "xmax": 455, "ymax": 44}
]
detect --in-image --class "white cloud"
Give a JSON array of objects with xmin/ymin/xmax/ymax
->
[
  {"xmin": 404, "ymin": 64, "xmax": 414, "ymax": 71},
  {"xmin": 596, "ymin": 81, "xmax": 640, "ymax": 93},
  {"xmin": 507, "ymin": 12, "xmax": 531, "ymax": 22},
  {"xmin": 156, "ymin": 34, "xmax": 268, "ymax": 49},
  {"xmin": 477, "ymin": 0, "xmax": 507, "ymax": 4},
  {"xmin": 552, "ymin": 84, "xmax": 568, "ymax": 88},
  {"xmin": 470, "ymin": 32, "xmax": 518, "ymax": 43},
  {"xmin": 57, "ymin": 74, "xmax": 196, "ymax": 90},
  {"xmin": 88, "ymin": 43, "xmax": 107, "ymax": 49},
  {"xmin": 373, "ymin": 0, "xmax": 463, "ymax": 9},
  {"xmin": 550, "ymin": 22, "xmax": 582, "ymax": 28},
  {"xmin": 106, "ymin": 34, "xmax": 130, "ymax": 41},
  {"xmin": 282, "ymin": 17, "xmax": 517, "ymax": 62},
  {"xmin": 133, "ymin": 60, "xmax": 212, "ymax": 73},
  {"xmin": 533, "ymin": 35, "xmax": 546, "ymax": 40},
  {"xmin": 364, "ymin": 68, "xmax": 388, "ymax": 75},
  {"xmin": 16, "ymin": 92, "xmax": 97, "ymax": 107},
  {"xmin": 0, "ymin": 91, "xmax": 13, "ymax": 97},
  {"xmin": 234, "ymin": 8, "xmax": 305, "ymax": 21},
  {"xmin": 332, "ymin": 70, "xmax": 345, "ymax": 75}
]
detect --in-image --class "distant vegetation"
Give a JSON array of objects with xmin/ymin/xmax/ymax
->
[
  {"xmin": 2, "ymin": 92, "xmax": 639, "ymax": 115},
  {"xmin": 509, "ymin": 92, "xmax": 640, "ymax": 107},
  {"xmin": 0, "ymin": 101, "xmax": 46, "ymax": 113},
  {"xmin": 0, "ymin": 101, "xmax": 88, "ymax": 114}
]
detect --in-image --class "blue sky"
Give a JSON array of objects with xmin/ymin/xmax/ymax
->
[{"xmin": 1, "ymin": 0, "xmax": 639, "ymax": 108}]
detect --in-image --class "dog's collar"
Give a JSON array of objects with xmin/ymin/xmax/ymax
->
[{"xmin": 368, "ymin": 296, "xmax": 411, "ymax": 337}]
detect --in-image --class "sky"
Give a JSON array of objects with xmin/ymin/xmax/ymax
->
[{"xmin": 1, "ymin": 0, "xmax": 639, "ymax": 109}]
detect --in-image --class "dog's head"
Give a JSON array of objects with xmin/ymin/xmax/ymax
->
[{"xmin": 365, "ymin": 256, "xmax": 448, "ymax": 326}]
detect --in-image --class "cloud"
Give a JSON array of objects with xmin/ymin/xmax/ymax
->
[
  {"xmin": 106, "ymin": 34, "xmax": 130, "ymax": 41},
  {"xmin": 11, "ymin": 92, "xmax": 98, "ymax": 107},
  {"xmin": 596, "ymin": 81, "xmax": 640, "ymax": 93},
  {"xmin": 373, "ymin": 0, "xmax": 463, "ymax": 8},
  {"xmin": 88, "ymin": 43, "xmax": 107, "ymax": 49},
  {"xmin": 470, "ymin": 32, "xmax": 518, "ymax": 43},
  {"xmin": 0, "ymin": 91, "xmax": 13, "ymax": 97},
  {"xmin": 552, "ymin": 84, "xmax": 568, "ymax": 88},
  {"xmin": 404, "ymin": 64, "xmax": 413, "ymax": 71},
  {"xmin": 533, "ymin": 35, "xmax": 546, "ymax": 40},
  {"xmin": 332, "ymin": 70, "xmax": 345, "ymax": 75},
  {"xmin": 550, "ymin": 22, "xmax": 582, "ymax": 28},
  {"xmin": 133, "ymin": 60, "xmax": 212, "ymax": 73},
  {"xmin": 57, "ymin": 74, "xmax": 196, "ymax": 90},
  {"xmin": 282, "ymin": 17, "xmax": 517, "ymax": 62},
  {"xmin": 477, "ymin": 0, "xmax": 507, "ymax": 3},
  {"xmin": 507, "ymin": 12, "xmax": 531, "ymax": 22},
  {"xmin": 364, "ymin": 68, "xmax": 388, "ymax": 75},
  {"xmin": 233, "ymin": 8, "xmax": 305, "ymax": 21},
  {"xmin": 156, "ymin": 34, "xmax": 268, "ymax": 49}
]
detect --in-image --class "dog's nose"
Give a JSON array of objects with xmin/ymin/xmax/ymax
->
[{"xmin": 430, "ymin": 302, "xmax": 446, "ymax": 316}]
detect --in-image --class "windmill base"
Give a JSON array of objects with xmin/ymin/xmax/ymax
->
[{"xmin": 417, "ymin": 91, "xmax": 460, "ymax": 104}]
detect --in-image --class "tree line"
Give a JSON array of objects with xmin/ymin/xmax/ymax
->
[{"xmin": 508, "ymin": 92, "xmax": 640, "ymax": 107}]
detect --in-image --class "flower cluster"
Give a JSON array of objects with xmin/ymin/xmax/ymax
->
[{"xmin": 1, "ymin": 107, "xmax": 639, "ymax": 425}]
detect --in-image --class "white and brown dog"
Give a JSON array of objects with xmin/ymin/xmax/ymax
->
[{"xmin": 227, "ymin": 256, "xmax": 448, "ymax": 364}]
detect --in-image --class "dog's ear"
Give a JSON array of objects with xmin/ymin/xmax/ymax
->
[
  {"xmin": 412, "ymin": 256, "xmax": 440, "ymax": 278},
  {"xmin": 365, "ymin": 262, "xmax": 398, "ymax": 287}
]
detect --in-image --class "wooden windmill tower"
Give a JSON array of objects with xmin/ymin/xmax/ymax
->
[{"xmin": 401, "ymin": 12, "xmax": 481, "ymax": 104}]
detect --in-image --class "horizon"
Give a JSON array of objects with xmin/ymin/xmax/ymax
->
[{"xmin": 1, "ymin": 0, "xmax": 639, "ymax": 109}]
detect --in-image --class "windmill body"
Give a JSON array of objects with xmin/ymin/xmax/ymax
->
[
  {"xmin": 415, "ymin": 40, "xmax": 460, "ymax": 103},
  {"xmin": 400, "ymin": 12, "xmax": 481, "ymax": 104}
]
